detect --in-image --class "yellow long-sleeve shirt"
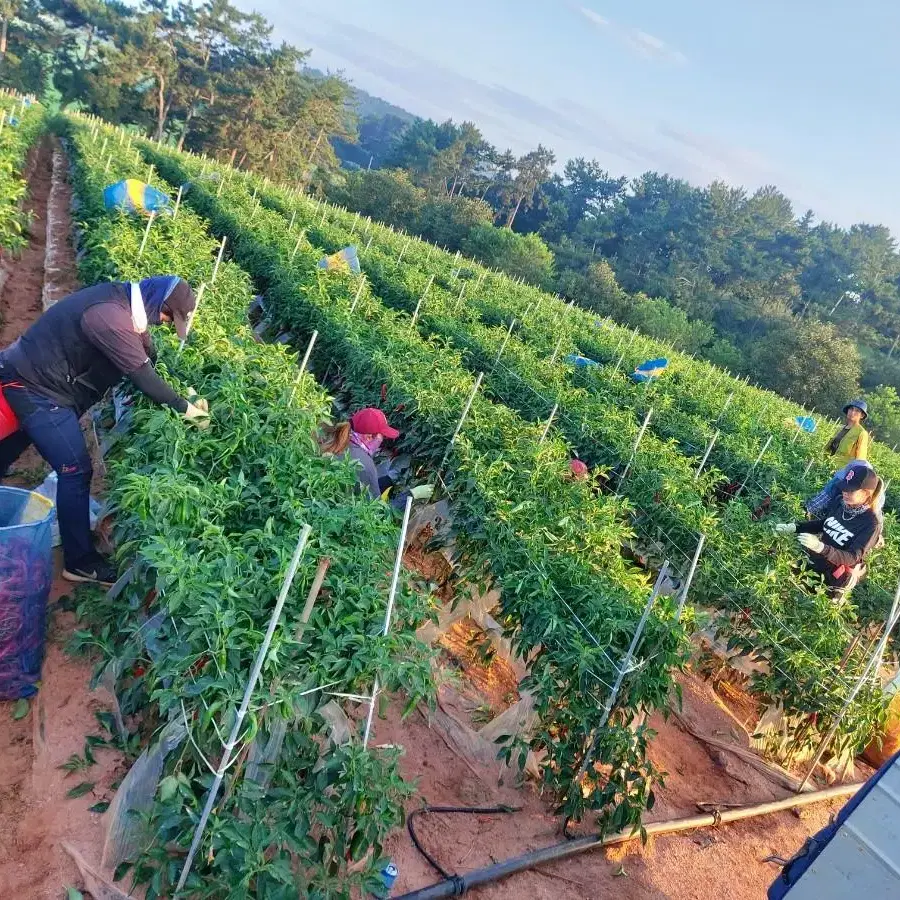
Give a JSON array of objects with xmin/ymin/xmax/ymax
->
[{"xmin": 829, "ymin": 423, "xmax": 869, "ymax": 471}]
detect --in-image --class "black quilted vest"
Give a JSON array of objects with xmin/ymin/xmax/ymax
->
[{"xmin": 1, "ymin": 281, "xmax": 130, "ymax": 412}]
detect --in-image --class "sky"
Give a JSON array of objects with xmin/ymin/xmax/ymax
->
[{"xmin": 235, "ymin": 0, "xmax": 900, "ymax": 234}]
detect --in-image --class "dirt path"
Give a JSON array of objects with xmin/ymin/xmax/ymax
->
[
  {"xmin": 0, "ymin": 136, "xmax": 124, "ymax": 898},
  {"xmin": 379, "ymin": 669, "xmax": 851, "ymax": 900}
]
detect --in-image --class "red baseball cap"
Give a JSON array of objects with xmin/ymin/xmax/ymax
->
[
  {"xmin": 569, "ymin": 459, "xmax": 589, "ymax": 478},
  {"xmin": 350, "ymin": 407, "xmax": 400, "ymax": 439}
]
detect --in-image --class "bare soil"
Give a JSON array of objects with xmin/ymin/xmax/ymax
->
[
  {"xmin": 0, "ymin": 136, "xmax": 124, "ymax": 898},
  {"xmin": 376, "ymin": 669, "xmax": 852, "ymax": 900}
]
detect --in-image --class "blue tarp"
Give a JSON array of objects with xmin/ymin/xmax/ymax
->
[
  {"xmin": 794, "ymin": 416, "xmax": 817, "ymax": 434},
  {"xmin": 564, "ymin": 354, "xmax": 600, "ymax": 369},
  {"xmin": 103, "ymin": 179, "xmax": 174, "ymax": 216},
  {"xmin": 632, "ymin": 357, "xmax": 669, "ymax": 383}
]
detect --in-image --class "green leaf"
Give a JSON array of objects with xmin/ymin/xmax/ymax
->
[
  {"xmin": 67, "ymin": 782, "xmax": 95, "ymax": 799},
  {"xmin": 159, "ymin": 775, "xmax": 179, "ymax": 802},
  {"xmin": 12, "ymin": 698, "xmax": 29, "ymax": 720},
  {"xmin": 88, "ymin": 800, "xmax": 110, "ymax": 814},
  {"xmin": 66, "ymin": 887, "xmax": 84, "ymax": 900}
]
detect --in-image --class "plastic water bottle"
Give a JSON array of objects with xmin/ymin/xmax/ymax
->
[{"xmin": 380, "ymin": 863, "xmax": 398, "ymax": 894}]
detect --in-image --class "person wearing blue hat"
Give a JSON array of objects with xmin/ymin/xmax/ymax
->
[
  {"xmin": 0, "ymin": 276, "xmax": 210, "ymax": 587},
  {"xmin": 805, "ymin": 399, "xmax": 872, "ymax": 517}
]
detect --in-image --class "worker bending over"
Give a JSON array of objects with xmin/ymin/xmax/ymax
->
[
  {"xmin": 321, "ymin": 406, "xmax": 433, "ymax": 505},
  {"xmin": 0, "ymin": 276, "xmax": 210, "ymax": 587},
  {"xmin": 776, "ymin": 464, "xmax": 882, "ymax": 599}
]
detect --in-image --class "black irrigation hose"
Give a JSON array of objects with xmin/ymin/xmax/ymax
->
[{"xmin": 407, "ymin": 804, "xmax": 522, "ymax": 886}]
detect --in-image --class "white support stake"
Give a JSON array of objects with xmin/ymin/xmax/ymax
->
[
  {"xmin": 716, "ymin": 391, "xmax": 735, "ymax": 423},
  {"xmin": 575, "ymin": 562, "xmax": 669, "ymax": 783},
  {"xmin": 439, "ymin": 373, "xmax": 483, "ymax": 472},
  {"xmin": 539, "ymin": 403, "xmax": 559, "ymax": 444},
  {"xmin": 617, "ymin": 408, "xmax": 653, "ymax": 493},
  {"xmin": 549, "ymin": 334, "xmax": 565, "ymax": 365},
  {"xmin": 288, "ymin": 209, "xmax": 296, "ymax": 232},
  {"xmin": 493, "ymin": 319, "xmax": 516, "ymax": 367},
  {"xmin": 411, "ymin": 276, "xmax": 434, "ymax": 325},
  {"xmin": 694, "ymin": 430, "xmax": 720, "ymax": 481},
  {"xmin": 797, "ymin": 579, "xmax": 900, "ymax": 793},
  {"xmin": 349, "ymin": 278, "xmax": 366, "ymax": 315},
  {"xmin": 211, "ymin": 236, "xmax": 227, "ymax": 283},
  {"xmin": 175, "ymin": 523, "xmax": 313, "ymax": 892},
  {"xmin": 179, "ymin": 282, "xmax": 205, "ymax": 351},
  {"xmin": 137, "ymin": 212, "xmax": 156, "ymax": 259},
  {"xmin": 397, "ymin": 239, "xmax": 411, "ymax": 264},
  {"xmin": 803, "ymin": 458, "xmax": 815, "ymax": 478},
  {"xmin": 676, "ymin": 535, "xmax": 706, "ymax": 621},
  {"xmin": 290, "ymin": 231, "xmax": 305, "ymax": 263},
  {"xmin": 454, "ymin": 283, "xmax": 466, "ymax": 313},
  {"xmin": 736, "ymin": 434, "xmax": 773, "ymax": 497},
  {"xmin": 363, "ymin": 496, "xmax": 413, "ymax": 748},
  {"xmin": 289, "ymin": 330, "xmax": 319, "ymax": 405}
]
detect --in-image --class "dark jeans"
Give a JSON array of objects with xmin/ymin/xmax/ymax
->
[{"xmin": 0, "ymin": 377, "xmax": 93, "ymax": 569}]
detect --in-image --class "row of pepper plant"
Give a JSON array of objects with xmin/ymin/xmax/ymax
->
[
  {"xmin": 139, "ymin": 136, "xmax": 692, "ymax": 835},
  {"xmin": 241, "ymin": 164, "xmax": 893, "ymax": 759},
  {"xmin": 146, "ymin": 147, "xmax": 893, "ymax": 763},
  {"xmin": 249, "ymin": 182, "xmax": 900, "ymax": 659},
  {"xmin": 0, "ymin": 93, "xmax": 44, "ymax": 253},
  {"xmin": 63, "ymin": 114, "xmax": 435, "ymax": 899},
  {"xmin": 278, "ymin": 186, "xmax": 900, "ymax": 518}
]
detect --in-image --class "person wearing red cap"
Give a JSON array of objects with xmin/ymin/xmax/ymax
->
[
  {"xmin": 775, "ymin": 463, "xmax": 882, "ymax": 598},
  {"xmin": 320, "ymin": 407, "xmax": 434, "ymax": 504}
]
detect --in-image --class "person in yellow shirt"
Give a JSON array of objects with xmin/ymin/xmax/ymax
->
[
  {"xmin": 828, "ymin": 400, "xmax": 869, "ymax": 470},
  {"xmin": 806, "ymin": 400, "xmax": 871, "ymax": 516}
]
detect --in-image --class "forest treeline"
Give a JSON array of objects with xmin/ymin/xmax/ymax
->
[{"xmin": 3, "ymin": 0, "xmax": 900, "ymax": 437}]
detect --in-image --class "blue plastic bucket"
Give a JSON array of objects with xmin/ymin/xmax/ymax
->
[{"xmin": 0, "ymin": 486, "xmax": 54, "ymax": 699}]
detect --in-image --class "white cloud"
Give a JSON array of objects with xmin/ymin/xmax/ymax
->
[
  {"xmin": 628, "ymin": 30, "xmax": 688, "ymax": 65},
  {"xmin": 574, "ymin": 5, "xmax": 688, "ymax": 66},
  {"xmin": 577, "ymin": 6, "xmax": 609, "ymax": 28}
]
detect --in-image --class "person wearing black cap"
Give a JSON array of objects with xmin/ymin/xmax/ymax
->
[
  {"xmin": 776, "ymin": 463, "xmax": 882, "ymax": 598},
  {"xmin": 0, "ymin": 276, "xmax": 210, "ymax": 586}
]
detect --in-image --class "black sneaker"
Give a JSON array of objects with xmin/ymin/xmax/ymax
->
[{"xmin": 63, "ymin": 554, "xmax": 118, "ymax": 588}]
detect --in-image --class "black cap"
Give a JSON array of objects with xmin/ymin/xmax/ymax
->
[{"xmin": 841, "ymin": 464, "xmax": 878, "ymax": 493}]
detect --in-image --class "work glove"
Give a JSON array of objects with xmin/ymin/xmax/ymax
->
[
  {"xmin": 184, "ymin": 400, "xmax": 210, "ymax": 430},
  {"xmin": 410, "ymin": 484, "xmax": 435, "ymax": 501},
  {"xmin": 797, "ymin": 532, "xmax": 825, "ymax": 554},
  {"xmin": 774, "ymin": 523, "xmax": 796, "ymax": 534}
]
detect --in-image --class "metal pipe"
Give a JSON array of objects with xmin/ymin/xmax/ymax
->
[{"xmin": 395, "ymin": 782, "xmax": 863, "ymax": 900}]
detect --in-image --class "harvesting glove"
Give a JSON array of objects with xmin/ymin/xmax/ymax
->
[
  {"xmin": 410, "ymin": 484, "xmax": 435, "ymax": 502},
  {"xmin": 184, "ymin": 400, "xmax": 210, "ymax": 430},
  {"xmin": 774, "ymin": 523, "xmax": 796, "ymax": 534},
  {"xmin": 797, "ymin": 532, "xmax": 825, "ymax": 554}
]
